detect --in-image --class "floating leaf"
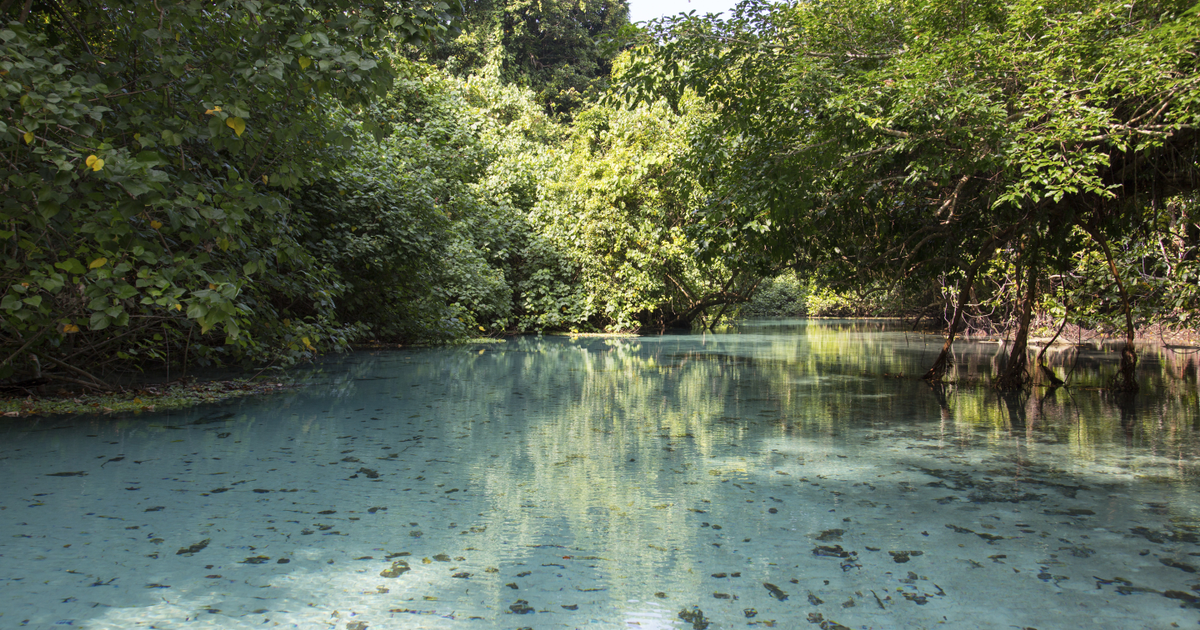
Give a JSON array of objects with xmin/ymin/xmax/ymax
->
[
  {"xmin": 89, "ymin": 257, "xmax": 108, "ymax": 269},
  {"xmin": 226, "ymin": 116, "xmax": 246, "ymax": 137}
]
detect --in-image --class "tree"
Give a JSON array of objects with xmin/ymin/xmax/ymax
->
[
  {"xmin": 621, "ymin": 0, "xmax": 1200, "ymax": 390},
  {"xmin": 0, "ymin": 1, "xmax": 460, "ymax": 384},
  {"xmin": 418, "ymin": 0, "xmax": 635, "ymax": 115}
]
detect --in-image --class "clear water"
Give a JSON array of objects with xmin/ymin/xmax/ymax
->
[{"xmin": 3, "ymin": 319, "xmax": 1200, "ymax": 630}]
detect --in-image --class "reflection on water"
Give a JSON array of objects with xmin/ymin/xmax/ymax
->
[{"xmin": 2, "ymin": 319, "xmax": 1199, "ymax": 629}]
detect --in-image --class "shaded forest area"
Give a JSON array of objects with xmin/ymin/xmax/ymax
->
[{"xmin": 1, "ymin": 0, "xmax": 1198, "ymax": 393}]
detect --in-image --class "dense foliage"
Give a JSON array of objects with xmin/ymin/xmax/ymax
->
[
  {"xmin": 623, "ymin": 0, "xmax": 1200, "ymax": 389},
  {"xmin": 2, "ymin": 0, "xmax": 1198, "ymax": 395}
]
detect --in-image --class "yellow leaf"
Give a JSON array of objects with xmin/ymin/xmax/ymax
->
[
  {"xmin": 85, "ymin": 154, "xmax": 104, "ymax": 171},
  {"xmin": 88, "ymin": 257, "xmax": 108, "ymax": 269},
  {"xmin": 205, "ymin": 106, "xmax": 222, "ymax": 115},
  {"xmin": 302, "ymin": 336, "xmax": 313, "ymax": 349},
  {"xmin": 478, "ymin": 326, "xmax": 485, "ymax": 331},
  {"xmin": 23, "ymin": 131, "xmax": 33, "ymax": 144},
  {"xmin": 174, "ymin": 303, "xmax": 182, "ymax": 311},
  {"xmin": 227, "ymin": 116, "xmax": 246, "ymax": 137},
  {"xmin": 150, "ymin": 220, "xmax": 163, "ymax": 230},
  {"xmin": 62, "ymin": 324, "xmax": 80, "ymax": 334},
  {"xmin": 298, "ymin": 56, "xmax": 312, "ymax": 70},
  {"xmin": 262, "ymin": 174, "xmax": 268, "ymax": 184},
  {"xmin": 208, "ymin": 283, "xmax": 216, "ymax": 290}
]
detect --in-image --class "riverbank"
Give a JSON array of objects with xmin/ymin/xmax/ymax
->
[{"xmin": 0, "ymin": 379, "xmax": 293, "ymax": 418}]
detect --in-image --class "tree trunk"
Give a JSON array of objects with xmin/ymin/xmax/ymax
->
[
  {"xmin": 1035, "ymin": 303, "xmax": 1067, "ymax": 388},
  {"xmin": 1082, "ymin": 225, "xmax": 1139, "ymax": 392},
  {"xmin": 922, "ymin": 238, "xmax": 997, "ymax": 383},
  {"xmin": 994, "ymin": 243, "xmax": 1038, "ymax": 390}
]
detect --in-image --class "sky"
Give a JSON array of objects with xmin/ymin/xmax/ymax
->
[{"xmin": 627, "ymin": 0, "xmax": 742, "ymax": 24}]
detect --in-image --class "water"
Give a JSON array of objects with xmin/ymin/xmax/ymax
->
[{"xmin": 3, "ymin": 319, "xmax": 1200, "ymax": 629}]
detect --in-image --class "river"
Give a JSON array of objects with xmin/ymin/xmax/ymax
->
[{"xmin": 2, "ymin": 319, "xmax": 1198, "ymax": 629}]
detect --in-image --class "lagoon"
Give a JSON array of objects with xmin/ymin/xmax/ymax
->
[{"xmin": 2, "ymin": 319, "xmax": 1199, "ymax": 629}]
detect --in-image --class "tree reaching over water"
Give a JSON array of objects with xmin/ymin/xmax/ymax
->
[{"xmin": 621, "ymin": 0, "xmax": 1200, "ymax": 391}]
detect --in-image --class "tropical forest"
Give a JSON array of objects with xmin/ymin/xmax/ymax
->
[{"xmin": 1, "ymin": 0, "xmax": 1198, "ymax": 394}]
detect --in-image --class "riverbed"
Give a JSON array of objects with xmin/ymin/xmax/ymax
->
[{"xmin": 2, "ymin": 319, "xmax": 1198, "ymax": 629}]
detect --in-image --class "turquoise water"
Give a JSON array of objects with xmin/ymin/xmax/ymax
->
[{"xmin": 3, "ymin": 319, "xmax": 1200, "ymax": 629}]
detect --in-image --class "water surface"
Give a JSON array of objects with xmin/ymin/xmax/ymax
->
[{"xmin": 3, "ymin": 319, "xmax": 1200, "ymax": 629}]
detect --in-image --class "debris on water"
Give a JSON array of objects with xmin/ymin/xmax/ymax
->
[
  {"xmin": 807, "ymin": 592, "xmax": 823, "ymax": 605},
  {"xmin": 654, "ymin": 592, "xmax": 667, "ymax": 598},
  {"xmin": 813, "ymin": 545, "xmax": 852, "ymax": 558},
  {"xmin": 452, "ymin": 572, "xmax": 470, "ymax": 578},
  {"xmin": 176, "ymin": 539, "xmax": 210, "ymax": 556},
  {"xmin": 713, "ymin": 592, "xmax": 733, "ymax": 599},
  {"xmin": 506, "ymin": 583, "xmax": 518, "ymax": 589},
  {"xmin": 509, "ymin": 599, "xmax": 534, "ymax": 614},
  {"xmin": 1160, "ymin": 558, "xmax": 1198, "ymax": 573},
  {"xmin": 1164, "ymin": 590, "xmax": 1200, "ymax": 608},
  {"xmin": 763, "ymin": 582, "xmax": 788, "ymax": 601},
  {"xmin": 357, "ymin": 468, "xmax": 380, "ymax": 479},
  {"xmin": 380, "ymin": 560, "xmax": 410, "ymax": 577},
  {"xmin": 561, "ymin": 604, "xmax": 578, "ymax": 610},
  {"xmin": 433, "ymin": 553, "xmax": 451, "ymax": 562},
  {"xmin": 1044, "ymin": 508, "xmax": 1095, "ymax": 516},
  {"xmin": 678, "ymin": 606, "xmax": 710, "ymax": 629},
  {"xmin": 240, "ymin": 556, "xmax": 270, "ymax": 564},
  {"xmin": 815, "ymin": 529, "xmax": 844, "ymax": 542},
  {"xmin": 806, "ymin": 612, "xmax": 851, "ymax": 629},
  {"xmin": 46, "ymin": 471, "xmax": 87, "ymax": 477},
  {"xmin": 744, "ymin": 608, "xmax": 757, "ymax": 618},
  {"xmin": 888, "ymin": 551, "xmax": 923, "ymax": 563}
]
